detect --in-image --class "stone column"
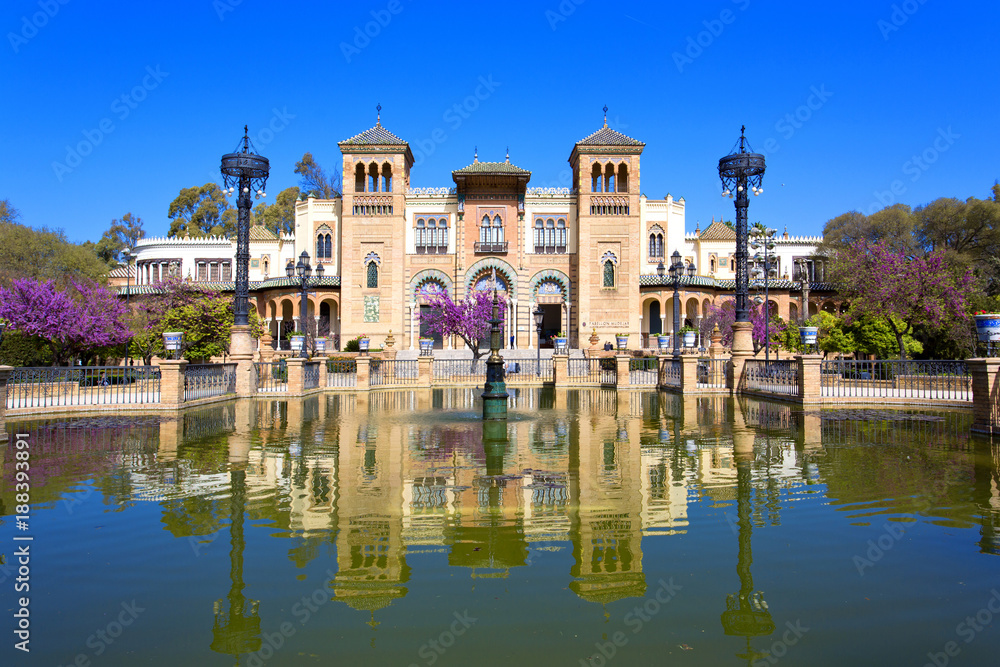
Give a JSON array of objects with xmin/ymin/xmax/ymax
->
[
  {"xmin": 356, "ymin": 356, "xmax": 371, "ymax": 390},
  {"xmin": 0, "ymin": 366, "xmax": 11, "ymax": 442},
  {"xmin": 680, "ymin": 355, "xmax": 699, "ymax": 393},
  {"xmin": 159, "ymin": 359, "xmax": 189, "ymax": 406},
  {"xmin": 229, "ymin": 324, "xmax": 257, "ymax": 397},
  {"xmin": 552, "ymin": 353, "xmax": 568, "ymax": 387},
  {"xmin": 286, "ymin": 357, "xmax": 305, "ymax": 396},
  {"xmin": 317, "ymin": 358, "xmax": 328, "ymax": 390},
  {"xmin": 615, "ymin": 354, "xmax": 631, "ymax": 388},
  {"xmin": 796, "ymin": 354, "xmax": 823, "ymax": 404},
  {"xmin": 970, "ymin": 358, "xmax": 1000, "ymax": 435},
  {"xmin": 417, "ymin": 356, "xmax": 432, "ymax": 388}
]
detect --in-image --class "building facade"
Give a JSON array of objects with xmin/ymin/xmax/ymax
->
[{"xmin": 122, "ymin": 115, "xmax": 829, "ymax": 351}]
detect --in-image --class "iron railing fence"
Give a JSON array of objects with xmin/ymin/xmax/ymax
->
[
  {"xmin": 504, "ymin": 358, "xmax": 553, "ymax": 383},
  {"xmin": 744, "ymin": 360, "xmax": 798, "ymax": 396},
  {"xmin": 370, "ymin": 359, "xmax": 419, "ymax": 387},
  {"xmin": 567, "ymin": 358, "xmax": 618, "ymax": 385},
  {"xmin": 254, "ymin": 361, "xmax": 288, "ymax": 393},
  {"xmin": 697, "ymin": 358, "xmax": 729, "ymax": 389},
  {"xmin": 184, "ymin": 363, "xmax": 237, "ymax": 401},
  {"xmin": 629, "ymin": 357, "xmax": 658, "ymax": 386},
  {"xmin": 820, "ymin": 359, "xmax": 970, "ymax": 401},
  {"xmin": 661, "ymin": 357, "xmax": 681, "ymax": 389},
  {"xmin": 304, "ymin": 361, "xmax": 321, "ymax": 390},
  {"xmin": 433, "ymin": 358, "xmax": 487, "ymax": 382},
  {"xmin": 326, "ymin": 359, "xmax": 357, "ymax": 387},
  {"xmin": 6, "ymin": 366, "xmax": 161, "ymax": 409}
]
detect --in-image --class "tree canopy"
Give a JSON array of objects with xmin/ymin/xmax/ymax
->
[
  {"xmin": 167, "ymin": 183, "xmax": 232, "ymax": 238},
  {"xmin": 95, "ymin": 212, "xmax": 145, "ymax": 267},
  {"xmin": 253, "ymin": 186, "xmax": 300, "ymax": 236},
  {"xmin": 420, "ymin": 290, "xmax": 506, "ymax": 363},
  {"xmin": 295, "ymin": 153, "xmax": 341, "ymax": 199},
  {"xmin": 0, "ymin": 204, "xmax": 108, "ymax": 287}
]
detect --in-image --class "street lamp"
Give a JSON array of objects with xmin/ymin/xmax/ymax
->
[
  {"xmin": 750, "ymin": 225, "xmax": 777, "ymax": 364},
  {"xmin": 718, "ymin": 126, "xmax": 766, "ymax": 329},
  {"xmin": 668, "ymin": 250, "xmax": 696, "ymax": 356},
  {"xmin": 286, "ymin": 250, "xmax": 324, "ymax": 358},
  {"xmin": 795, "ymin": 258, "xmax": 810, "ymax": 325},
  {"xmin": 221, "ymin": 126, "xmax": 270, "ymax": 328},
  {"xmin": 533, "ymin": 305, "xmax": 544, "ymax": 376},
  {"xmin": 122, "ymin": 247, "xmax": 132, "ymax": 367}
]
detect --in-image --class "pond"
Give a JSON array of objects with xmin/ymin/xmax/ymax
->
[{"xmin": 1, "ymin": 389, "xmax": 998, "ymax": 666}]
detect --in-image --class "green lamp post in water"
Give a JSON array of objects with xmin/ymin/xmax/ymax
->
[{"xmin": 481, "ymin": 271, "xmax": 508, "ymax": 421}]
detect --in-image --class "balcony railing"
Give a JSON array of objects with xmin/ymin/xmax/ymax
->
[
  {"xmin": 474, "ymin": 241, "xmax": 508, "ymax": 254},
  {"xmin": 534, "ymin": 245, "xmax": 567, "ymax": 255}
]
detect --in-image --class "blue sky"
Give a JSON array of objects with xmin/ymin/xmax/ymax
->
[{"xmin": 3, "ymin": 0, "xmax": 998, "ymax": 244}]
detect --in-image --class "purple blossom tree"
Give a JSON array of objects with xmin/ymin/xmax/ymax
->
[
  {"xmin": 420, "ymin": 289, "xmax": 507, "ymax": 364},
  {"xmin": 702, "ymin": 298, "xmax": 786, "ymax": 354},
  {"xmin": 0, "ymin": 278, "xmax": 130, "ymax": 365},
  {"xmin": 830, "ymin": 240, "xmax": 976, "ymax": 358}
]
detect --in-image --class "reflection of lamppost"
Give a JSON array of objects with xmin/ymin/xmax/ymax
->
[
  {"xmin": 750, "ymin": 225, "xmax": 777, "ymax": 364},
  {"xmin": 533, "ymin": 306, "xmax": 544, "ymax": 377},
  {"xmin": 668, "ymin": 250, "xmax": 696, "ymax": 356},
  {"xmin": 122, "ymin": 247, "xmax": 133, "ymax": 367},
  {"xmin": 718, "ymin": 126, "xmax": 765, "ymax": 351},
  {"xmin": 286, "ymin": 251, "xmax": 324, "ymax": 359}
]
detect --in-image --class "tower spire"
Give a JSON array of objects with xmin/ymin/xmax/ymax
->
[
  {"xmin": 603, "ymin": 105, "xmax": 608, "ymax": 127},
  {"xmin": 376, "ymin": 103, "xmax": 382, "ymax": 125}
]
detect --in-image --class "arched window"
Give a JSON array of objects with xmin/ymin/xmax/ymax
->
[
  {"xmin": 368, "ymin": 162, "xmax": 379, "ymax": 192},
  {"xmin": 604, "ymin": 163, "xmax": 615, "ymax": 192},
  {"xmin": 534, "ymin": 218, "xmax": 544, "ymax": 252},
  {"xmin": 437, "ymin": 218, "xmax": 448, "ymax": 253},
  {"xmin": 316, "ymin": 235, "xmax": 324, "ymax": 259},
  {"xmin": 381, "ymin": 163, "xmax": 392, "ymax": 192},
  {"xmin": 325, "ymin": 234, "xmax": 332, "ymax": 259},
  {"xmin": 617, "ymin": 163, "xmax": 628, "ymax": 192},
  {"xmin": 366, "ymin": 261, "xmax": 378, "ymax": 288},
  {"xmin": 648, "ymin": 226, "xmax": 663, "ymax": 259},
  {"xmin": 416, "ymin": 218, "xmax": 425, "ymax": 253},
  {"xmin": 428, "ymin": 219, "xmax": 437, "ymax": 252},
  {"xmin": 355, "ymin": 163, "xmax": 365, "ymax": 192},
  {"xmin": 262, "ymin": 257, "xmax": 269, "ymax": 277},
  {"xmin": 480, "ymin": 215, "xmax": 490, "ymax": 244},
  {"xmin": 556, "ymin": 218, "xmax": 566, "ymax": 252},
  {"xmin": 494, "ymin": 215, "xmax": 504, "ymax": 244},
  {"xmin": 592, "ymin": 163, "xmax": 603, "ymax": 192},
  {"xmin": 603, "ymin": 260, "xmax": 615, "ymax": 288},
  {"xmin": 710, "ymin": 256, "xmax": 717, "ymax": 273}
]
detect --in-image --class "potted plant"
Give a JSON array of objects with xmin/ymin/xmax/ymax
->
[
  {"xmin": 975, "ymin": 310, "xmax": 1000, "ymax": 342},
  {"xmin": 162, "ymin": 331, "xmax": 184, "ymax": 359},
  {"xmin": 419, "ymin": 336, "xmax": 434, "ymax": 356},
  {"xmin": 314, "ymin": 338, "xmax": 327, "ymax": 354},
  {"xmin": 657, "ymin": 332, "xmax": 670, "ymax": 350},
  {"xmin": 358, "ymin": 334, "xmax": 370, "ymax": 353},
  {"xmin": 679, "ymin": 326, "xmax": 697, "ymax": 348},
  {"xmin": 553, "ymin": 331, "xmax": 568, "ymax": 351},
  {"xmin": 286, "ymin": 330, "xmax": 305, "ymax": 351},
  {"xmin": 615, "ymin": 332, "xmax": 629, "ymax": 351},
  {"xmin": 799, "ymin": 325, "xmax": 820, "ymax": 350}
]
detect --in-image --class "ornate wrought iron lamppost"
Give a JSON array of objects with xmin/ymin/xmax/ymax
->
[
  {"xmin": 533, "ymin": 306, "xmax": 544, "ymax": 377},
  {"xmin": 482, "ymin": 277, "xmax": 508, "ymax": 421},
  {"xmin": 668, "ymin": 250, "xmax": 696, "ymax": 356},
  {"xmin": 221, "ymin": 127, "xmax": 269, "ymax": 394},
  {"xmin": 122, "ymin": 246, "xmax": 133, "ymax": 367},
  {"xmin": 718, "ymin": 126, "xmax": 766, "ymax": 355},
  {"xmin": 750, "ymin": 225, "xmax": 777, "ymax": 364},
  {"xmin": 286, "ymin": 251, "xmax": 324, "ymax": 358}
]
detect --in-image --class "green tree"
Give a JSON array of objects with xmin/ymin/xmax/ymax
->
[
  {"xmin": 817, "ymin": 205, "xmax": 917, "ymax": 257},
  {"xmin": 95, "ymin": 212, "xmax": 145, "ymax": 266},
  {"xmin": 846, "ymin": 315, "xmax": 922, "ymax": 359},
  {"xmin": 805, "ymin": 311, "xmax": 856, "ymax": 358},
  {"xmin": 253, "ymin": 186, "xmax": 300, "ymax": 236},
  {"xmin": 0, "ymin": 198, "xmax": 21, "ymax": 224},
  {"xmin": 0, "ymin": 219, "xmax": 107, "ymax": 287},
  {"xmin": 167, "ymin": 184, "xmax": 231, "ymax": 238},
  {"xmin": 295, "ymin": 153, "xmax": 341, "ymax": 198}
]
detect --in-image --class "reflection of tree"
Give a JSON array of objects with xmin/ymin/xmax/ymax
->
[{"xmin": 975, "ymin": 440, "xmax": 1000, "ymax": 556}]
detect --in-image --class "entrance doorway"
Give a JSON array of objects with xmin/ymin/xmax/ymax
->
[
  {"xmin": 537, "ymin": 303, "xmax": 561, "ymax": 348},
  {"xmin": 419, "ymin": 305, "xmax": 444, "ymax": 349}
]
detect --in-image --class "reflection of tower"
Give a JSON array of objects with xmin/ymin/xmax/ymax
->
[
  {"xmin": 720, "ymin": 432, "xmax": 775, "ymax": 665},
  {"xmin": 975, "ymin": 439, "xmax": 1000, "ymax": 555},
  {"xmin": 331, "ymin": 410, "xmax": 409, "ymax": 628},
  {"xmin": 210, "ymin": 467, "xmax": 261, "ymax": 660},
  {"xmin": 448, "ymin": 421, "xmax": 528, "ymax": 578},
  {"xmin": 570, "ymin": 415, "xmax": 646, "ymax": 607}
]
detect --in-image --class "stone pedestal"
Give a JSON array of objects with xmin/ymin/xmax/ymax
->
[
  {"xmin": 552, "ymin": 354, "xmax": 568, "ymax": 385},
  {"xmin": 615, "ymin": 354, "xmax": 631, "ymax": 388},
  {"xmin": 680, "ymin": 356, "xmax": 699, "ymax": 392},
  {"xmin": 159, "ymin": 359, "xmax": 188, "ymax": 405},
  {"xmin": 796, "ymin": 354, "xmax": 823, "ymax": 404},
  {"xmin": 728, "ymin": 321, "xmax": 754, "ymax": 391},
  {"xmin": 417, "ymin": 357, "xmax": 432, "ymax": 387},
  {"xmin": 285, "ymin": 357, "xmax": 305, "ymax": 396},
  {"xmin": 229, "ymin": 325, "xmax": 257, "ymax": 397},
  {"xmin": 970, "ymin": 358, "xmax": 1000, "ymax": 434},
  {"xmin": 356, "ymin": 356, "xmax": 371, "ymax": 390},
  {"xmin": 708, "ymin": 325, "xmax": 725, "ymax": 359}
]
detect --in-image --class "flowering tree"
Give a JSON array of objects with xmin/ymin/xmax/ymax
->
[
  {"xmin": 830, "ymin": 240, "xmax": 975, "ymax": 358},
  {"xmin": 420, "ymin": 289, "xmax": 507, "ymax": 364},
  {"xmin": 0, "ymin": 278, "xmax": 130, "ymax": 365},
  {"xmin": 702, "ymin": 298, "xmax": 785, "ymax": 354}
]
